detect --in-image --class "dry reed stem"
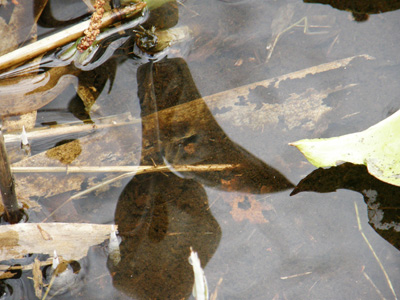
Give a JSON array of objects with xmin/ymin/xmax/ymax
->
[
  {"xmin": 354, "ymin": 201, "xmax": 397, "ymax": 300},
  {"xmin": 12, "ymin": 164, "xmax": 238, "ymax": 174},
  {"xmin": 4, "ymin": 113, "xmax": 139, "ymax": 144},
  {"xmin": 210, "ymin": 277, "xmax": 223, "ymax": 300},
  {"xmin": 280, "ymin": 271, "xmax": 312, "ymax": 280},
  {"xmin": 0, "ymin": 2, "xmax": 146, "ymax": 71},
  {"xmin": 362, "ymin": 271, "xmax": 386, "ymax": 300}
]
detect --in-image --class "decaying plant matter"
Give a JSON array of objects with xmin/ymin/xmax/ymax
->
[{"xmin": 77, "ymin": 0, "xmax": 106, "ymax": 51}]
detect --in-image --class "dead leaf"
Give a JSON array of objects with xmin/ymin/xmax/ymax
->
[
  {"xmin": 0, "ymin": 271, "xmax": 16, "ymax": 279},
  {"xmin": 226, "ymin": 194, "xmax": 273, "ymax": 224},
  {"xmin": 0, "ymin": 223, "xmax": 116, "ymax": 261},
  {"xmin": 37, "ymin": 224, "xmax": 53, "ymax": 240}
]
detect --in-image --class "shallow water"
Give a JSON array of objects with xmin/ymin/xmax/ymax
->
[{"xmin": 1, "ymin": 0, "xmax": 400, "ymax": 299}]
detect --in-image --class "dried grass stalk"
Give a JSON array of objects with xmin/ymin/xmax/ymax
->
[{"xmin": 0, "ymin": 2, "xmax": 146, "ymax": 71}]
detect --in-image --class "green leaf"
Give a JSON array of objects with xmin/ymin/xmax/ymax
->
[{"xmin": 290, "ymin": 109, "xmax": 400, "ymax": 186}]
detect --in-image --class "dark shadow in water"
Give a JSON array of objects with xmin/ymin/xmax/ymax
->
[
  {"xmin": 304, "ymin": 0, "xmax": 400, "ymax": 22},
  {"xmin": 1, "ymin": 1, "xmax": 294, "ymax": 298},
  {"xmin": 138, "ymin": 57, "xmax": 293, "ymax": 194},
  {"xmin": 110, "ymin": 173, "xmax": 221, "ymax": 300},
  {"xmin": 35, "ymin": 0, "xmax": 90, "ymax": 28},
  {"xmin": 110, "ymin": 56, "xmax": 294, "ymax": 298},
  {"xmin": 291, "ymin": 163, "xmax": 400, "ymax": 251}
]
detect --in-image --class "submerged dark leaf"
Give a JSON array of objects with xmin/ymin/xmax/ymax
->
[
  {"xmin": 112, "ymin": 173, "xmax": 221, "ymax": 300},
  {"xmin": 291, "ymin": 163, "xmax": 400, "ymax": 251},
  {"xmin": 137, "ymin": 57, "xmax": 294, "ymax": 194}
]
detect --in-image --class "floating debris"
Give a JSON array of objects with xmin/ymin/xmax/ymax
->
[
  {"xmin": 108, "ymin": 224, "xmax": 121, "ymax": 266},
  {"xmin": 43, "ymin": 251, "xmax": 85, "ymax": 300},
  {"xmin": 52, "ymin": 250, "xmax": 59, "ymax": 270},
  {"xmin": 189, "ymin": 247, "xmax": 208, "ymax": 300},
  {"xmin": 20, "ymin": 125, "xmax": 29, "ymax": 146}
]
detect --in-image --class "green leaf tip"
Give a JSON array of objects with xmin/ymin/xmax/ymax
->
[{"xmin": 290, "ymin": 109, "xmax": 400, "ymax": 187}]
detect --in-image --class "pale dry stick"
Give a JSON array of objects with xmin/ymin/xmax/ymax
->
[
  {"xmin": 177, "ymin": 0, "xmax": 199, "ymax": 16},
  {"xmin": 326, "ymin": 33, "xmax": 340, "ymax": 56},
  {"xmin": 354, "ymin": 202, "xmax": 397, "ymax": 300},
  {"xmin": 280, "ymin": 271, "xmax": 312, "ymax": 280},
  {"xmin": 0, "ymin": 2, "xmax": 146, "ymax": 71},
  {"xmin": 308, "ymin": 279, "xmax": 320, "ymax": 292},
  {"xmin": 265, "ymin": 17, "xmax": 329, "ymax": 64},
  {"xmin": 40, "ymin": 164, "xmax": 239, "ymax": 222},
  {"xmin": 4, "ymin": 113, "xmax": 140, "ymax": 144},
  {"xmin": 363, "ymin": 271, "xmax": 387, "ymax": 300},
  {"xmin": 210, "ymin": 277, "xmax": 223, "ymax": 300},
  {"xmin": 12, "ymin": 164, "xmax": 238, "ymax": 174},
  {"xmin": 42, "ymin": 270, "xmax": 57, "ymax": 300}
]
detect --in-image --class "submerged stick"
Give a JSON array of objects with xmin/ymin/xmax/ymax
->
[
  {"xmin": 11, "ymin": 164, "xmax": 239, "ymax": 173},
  {"xmin": 0, "ymin": 130, "xmax": 21, "ymax": 223},
  {"xmin": 0, "ymin": 2, "xmax": 146, "ymax": 71},
  {"xmin": 4, "ymin": 112, "xmax": 139, "ymax": 144}
]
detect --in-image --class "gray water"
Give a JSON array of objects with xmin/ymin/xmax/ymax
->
[{"xmin": 1, "ymin": 0, "xmax": 400, "ymax": 299}]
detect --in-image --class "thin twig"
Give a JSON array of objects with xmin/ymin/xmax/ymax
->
[
  {"xmin": 4, "ymin": 113, "xmax": 139, "ymax": 144},
  {"xmin": 363, "ymin": 271, "xmax": 387, "ymax": 300},
  {"xmin": 280, "ymin": 271, "xmax": 312, "ymax": 280},
  {"xmin": 210, "ymin": 277, "xmax": 223, "ymax": 300},
  {"xmin": 266, "ymin": 17, "xmax": 329, "ymax": 64},
  {"xmin": 354, "ymin": 201, "xmax": 397, "ymax": 300},
  {"xmin": 12, "ymin": 164, "xmax": 238, "ymax": 174}
]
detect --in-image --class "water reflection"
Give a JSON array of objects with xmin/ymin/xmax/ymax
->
[
  {"xmin": 1, "ymin": 0, "xmax": 302, "ymax": 298},
  {"xmin": 110, "ymin": 57, "xmax": 293, "ymax": 298},
  {"xmin": 111, "ymin": 173, "xmax": 221, "ymax": 299},
  {"xmin": 304, "ymin": 0, "xmax": 400, "ymax": 21},
  {"xmin": 35, "ymin": 0, "xmax": 89, "ymax": 28},
  {"xmin": 137, "ymin": 58, "xmax": 293, "ymax": 193},
  {"xmin": 291, "ymin": 163, "xmax": 400, "ymax": 250}
]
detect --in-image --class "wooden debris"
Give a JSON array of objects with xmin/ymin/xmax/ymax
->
[
  {"xmin": 0, "ymin": 223, "xmax": 116, "ymax": 261},
  {"xmin": 32, "ymin": 257, "xmax": 43, "ymax": 298},
  {"xmin": 0, "ymin": 130, "xmax": 20, "ymax": 223}
]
